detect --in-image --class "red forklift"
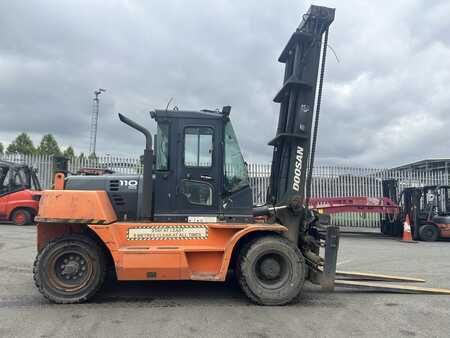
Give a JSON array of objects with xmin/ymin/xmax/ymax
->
[
  {"xmin": 0, "ymin": 160, "xmax": 41, "ymax": 225},
  {"xmin": 381, "ymin": 179, "xmax": 450, "ymax": 241}
]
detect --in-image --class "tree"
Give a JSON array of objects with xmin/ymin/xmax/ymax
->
[
  {"xmin": 37, "ymin": 134, "xmax": 61, "ymax": 156},
  {"xmin": 0, "ymin": 142, "xmax": 3, "ymax": 155},
  {"xmin": 78, "ymin": 152, "xmax": 85, "ymax": 160},
  {"xmin": 6, "ymin": 133, "xmax": 36, "ymax": 155},
  {"xmin": 63, "ymin": 146, "xmax": 76, "ymax": 158}
]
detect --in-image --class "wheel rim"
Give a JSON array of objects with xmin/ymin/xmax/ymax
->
[
  {"xmin": 14, "ymin": 212, "xmax": 26, "ymax": 225},
  {"xmin": 422, "ymin": 227, "xmax": 435, "ymax": 240},
  {"xmin": 46, "ymin": 247, "xmax": 94, "ymax": 293},
  {"xmin": 253, "ymin": 251, "xmax": 291, "ymax": 289}
]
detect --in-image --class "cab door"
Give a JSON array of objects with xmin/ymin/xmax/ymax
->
[
  {"xmin": 0, "ymin": 168, "xmax": 12, "ymax": 218},
  {"xmin": 175, "ymin": 120, "xmax": 221, "ymax": 217},
  {"xmin": 0, "ymin": 194, "xmax": 8, "ymax": 218}
]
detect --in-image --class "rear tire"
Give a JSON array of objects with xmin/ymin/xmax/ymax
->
[
  {"xmin": 236, "ymin": 235, "xmax": 305, "ymax": 306},
  {"xmin": 419, "ymin": 224, "xmax": 439, "ymax": 242},
  {"xmin": 11, "ymin": 208, "xmax": 32, "ymax": 226},
  {"xmin": 33, "ymin": 234, "xmax": 106, "ymax": 304}
]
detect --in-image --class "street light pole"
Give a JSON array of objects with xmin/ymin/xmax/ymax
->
[{"xmin": 89, "ymin": 88, "xmax": 106, "ymax": 157}]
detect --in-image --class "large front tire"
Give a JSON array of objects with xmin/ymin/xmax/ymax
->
[
  {"xmin": 419, "ymin": 224, "xmax": 439, "ymax": 242},
  {"xmin": 33, "ymin": 235, "xmax": 106, "ymax": 304},
  {"xmin": 236, "ymin": 235, "xmax": 305, "ymax": 306}
]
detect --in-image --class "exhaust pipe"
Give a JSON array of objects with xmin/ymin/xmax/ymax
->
[
  {"xmin": 118, "ymin": 113, "xmax": 153, "ymax": 219},
  {"xmin": 119, "ymin": 113, "xmax": 152, "ymax": 151}
]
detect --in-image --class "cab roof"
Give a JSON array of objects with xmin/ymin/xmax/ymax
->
[
  {"xmin": 0, "ymin": 160, "xmax": 29, "ymax": 169},
  {"xmin": 151, "ymin": 107, "xmax": 231, "ymax": 121}
]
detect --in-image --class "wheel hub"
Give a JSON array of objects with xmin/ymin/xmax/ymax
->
[
  {"xmin": 16, "ymin": 213, "xmax": 25, "ymax": 223},
  {"xmin": 260, "ymin": 257, "xmax": 281, "ymax": 280},
  {"xmin": 62, "ymin": 261, "xmax": 80, "ymax": 275},
  {"xmin": 255, "ymin": 252, "xmax": 289, "ymax": 288},
  {"xmin": 55, "ymin": 254, "xmax": 87, "ymax": 281}
]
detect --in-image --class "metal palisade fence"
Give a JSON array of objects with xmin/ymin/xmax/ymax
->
[
  {"xmin": 1, "ymin": 154, "xmax": 143, "ymax": 189},
  {"xmin": 249, "ymin": 164, "xmax": 448, "ymax": 229},
  {"xmin": 2, "ymin": 154, "xmax": 448, "ymax": 229}
]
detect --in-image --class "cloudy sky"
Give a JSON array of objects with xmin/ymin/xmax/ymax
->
[{"xmin": 1, "ymin": 0, "xmax": 449, "ymax": 167}]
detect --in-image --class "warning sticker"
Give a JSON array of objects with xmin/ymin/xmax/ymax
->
[
  {"xmin": 188, "ymin": 216, "xmax": 218, "ymax": 223},
  {"xmin": 127, "ymin": 225, "xmax": 208, "ymax": 241}
]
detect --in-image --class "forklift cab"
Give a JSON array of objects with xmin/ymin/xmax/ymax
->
[
  {"xmin": 150, "ymin": 108, "xmax": 254, "ymax": 223},
  {"xmin": 0, "ymin": 161, "xmax": 41, "ymax": 196},
  {"xmin": 400, "ymin": 185, "xmax": 450, "ymax": 240},
  {"xmin": 423, "ymin": 186, "xmax": 450, "ymax": 218},
  {"xmin": 382, "ymin": 182, "xmax": 450, "ymax": 238}
]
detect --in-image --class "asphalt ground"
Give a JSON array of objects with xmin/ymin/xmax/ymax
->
[{"xmin": 0, "ymin": 223, "xmax": 449, "ymax": 337}]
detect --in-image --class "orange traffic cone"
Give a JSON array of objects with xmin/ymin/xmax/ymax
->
[{"xmin": 401, "ymin": 215, "xmax": 417, "ymax": 243}]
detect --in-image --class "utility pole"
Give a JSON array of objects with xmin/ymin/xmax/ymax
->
[{"xmin": 89, "ymin": 88, "xmax": 106, "ymax": 156}]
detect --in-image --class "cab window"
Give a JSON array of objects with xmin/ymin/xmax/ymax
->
[
  {"xmin": 0, "ymin": 167, "xmax": 11, "ymax": 195},
  {"xmin": 184, "ymin": 127, "xmax": 213, "ymax": 167},
  {"xmin": 224, "ymin": 121, "xmax": 250, "ymax": 192},
  {"xmin": 14, "ymin": 169, "xmax": 27, "ymax": 186},
  {"xmin": 156, "ymin": 123, "xmax": 169, "ymax": 170},
  {"xmin": 181, "ymin": 180, "xmax": 213, "ymax": 206}
]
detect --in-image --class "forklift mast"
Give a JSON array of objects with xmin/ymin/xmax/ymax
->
[
  {"xmin": 251, "ymin": 6, "xmax": 336, "ymax": 245},
  {"xmin": 268, "ymin": 6, "xmax": 335, "ymax": 207}
]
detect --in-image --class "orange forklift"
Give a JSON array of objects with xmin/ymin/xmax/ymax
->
[{"xmin": 33, "ymin": 5, "xmax": 450, "ymax": 305}]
